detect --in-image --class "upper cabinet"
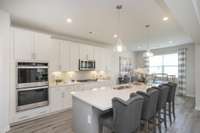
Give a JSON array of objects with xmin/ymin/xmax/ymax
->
[
  {"xmin": 34, "ymin": 32, "xmax": 51, "ymax": 61},
  {"xmin": 13, "ymin": 27, "xmax": 51, "ymax": 61},
  {"xmin": 12, "ymin": 27, "xmax": 114, "ymax": 73},
  {"xmin": 69, "ymin": 42, "xmax": 80, "ymax": 71},
  {"xmin": 60, "ymin": 41, "xmax": 70, "ymax": 71},
  {"xmin": 79, "ymin": 44, "xmax": 94, "ymax": 60},
  {"xmin": 94, "ymin": 46, "xmax": 104, "ymax": 71},
  {"xmin": 13, "ymin": 28, "xmax": 35, "ymax": 60}
]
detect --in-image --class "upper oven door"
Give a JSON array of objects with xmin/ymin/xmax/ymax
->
[{"xmin": 17, "ymin": 63, "xmax": 48, "ymax": 88}]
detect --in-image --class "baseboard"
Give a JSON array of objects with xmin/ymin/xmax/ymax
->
[{"xmin": 195, "ymin": 105, "xmax": 200, "ymax": 111}]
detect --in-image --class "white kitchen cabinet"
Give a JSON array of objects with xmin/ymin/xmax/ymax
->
[
  {"xmin": 104, "ymin": 49, "xmax": 114, "ymax": 73},
  {"xmin": 51, "ymin": 86, "xmax": 74, "ymax": 112},
  {"xmin": 79, "ymin": 44, "xmax": 94, "ymax": 60},
  {"xmin": 13, "ymin": 27, "xmax": 52, "ymax": 61},
  {"xmin": 13, "ymin": 27, "xmax": 35, "ymax": 60},
  {"xmin": 49, "ymin": 39, "xmax": 60, "ymax": 72},
  {"xmin": 51, "ymin": 87, "xmax": 65, "ymax": 112},
  {"xmin": 35, "ymin": 32, "xmax": 51, "ymax": 61},
  {"xmin": 63, "ymin": 86, "xmax": 74, "ymax": 109},
  {"xmin": 60, "ymin": 41, "xmax": 70, "ymax": 71},
  {"xmin": 69, "ymin": 42, "xmax": 80, "ymax": 71},
  {"xmin": 94, "ymin": 46, "xmax": 104, "ymax": 71}
]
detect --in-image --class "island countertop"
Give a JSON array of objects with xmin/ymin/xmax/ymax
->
[{"xmin": 71, "ymin": 84, "xmax": 148, "ymax": 111}]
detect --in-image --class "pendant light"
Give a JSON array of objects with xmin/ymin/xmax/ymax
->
[
  {"xmin": 143, "ymin": 25, "xmax": 154, "ymax": 57},
  {"xmin": 114, "ymin": 4, "xmax": 126, "ymax": 53}
]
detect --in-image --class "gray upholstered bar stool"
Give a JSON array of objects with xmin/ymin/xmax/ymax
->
[
  {"xmin": 153, "ymin": 85, "xmax": 170, "ymax": 130},
  {"xmin": 166, "ymin": 82, "xmax": 177, "ymax": 124},
  {"xmin": 99, "ymin": 94, "xmax": 144, "ymax": 133},
  {"xmin": 135, "ymin": 88, "xmax": 159, "ymax": 132}
]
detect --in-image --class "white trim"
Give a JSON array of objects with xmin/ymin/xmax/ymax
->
[
  {"xmin": 192, "ymin": 0, "xmax": 200, "ymax": 25},
  {"xmin": 195, "ymin": 105, "xmax": 200, "ymax": 111},
  {"xmin": 1, "ymin": 125, "xmax": 10, "ymax": 133}
]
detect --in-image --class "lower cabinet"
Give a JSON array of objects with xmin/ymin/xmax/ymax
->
[
  {"xmin": 50, "ymin": 80, "xmax": 114, "ymax": 113},
  {"xmin": 50, "ymin": 85, "xmax": 75, "ymax": 112}
]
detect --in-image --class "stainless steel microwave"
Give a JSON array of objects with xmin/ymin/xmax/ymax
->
[{"xmin": 79, "ymin": 59, "xmax": 95, "ymax": 71}]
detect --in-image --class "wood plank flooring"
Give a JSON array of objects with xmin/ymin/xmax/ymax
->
[{"xmin": 7, "ymin": 96, "xmax": 200, "ymax": 133}]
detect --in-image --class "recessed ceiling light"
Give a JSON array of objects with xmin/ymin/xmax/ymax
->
[
  {"xmin": 169, "ymin": 41, "xmax": 173, "ymax": 44},
  {"xmin": 163, "ymin": 17, "xmax": 169, "ymax": 21},
  {"xmin": 113, "ymin": 34, "xmax": 118, "ymax": 38},
  {"xmin": 66, "ymin": 18, "xmax": 72, "ymax": 23}
]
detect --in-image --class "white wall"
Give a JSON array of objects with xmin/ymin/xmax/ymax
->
[
  {"xmin": 195, "ymin": 44, "xmax": 200, "ymax": 110},
  {"xmin": 134, "ymin": 44, "xmax": 195, "ymax": 97},
  {"xmin": 0, "ymin": 10, "xmax": 10, "ymax": 132}
]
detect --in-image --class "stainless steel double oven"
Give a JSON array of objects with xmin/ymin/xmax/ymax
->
[{"xmin": 16, "ymin": 62, "xmax": 49, "ymax": 112}]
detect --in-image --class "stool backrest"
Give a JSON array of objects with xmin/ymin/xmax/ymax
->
[
  {"xmin": 156, "ymin": 85, "xmax": 170, "ymax": 111},
  {"xmin": 167, "ymin": 82, "xmax": 177, "ymax": 102},
  {"xmin": 112, "ymin": 95, "xmax": 144, "ymax": 133},
  {"xmin": 137, "ymin": 89, "xmax": 159, "ymax": 120}
]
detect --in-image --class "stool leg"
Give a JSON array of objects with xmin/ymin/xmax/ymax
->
[
  {"xmin": 158, "ymin": 111, "xmax": 162, "ymax": 133},
  {"xmin": 168, "ymin": 102, "xmax": 172, "ymax": 125},
  {"xmin": 144, "ymin": 120, "xmax": 149, "ymax": 133},
  {"xmin": 172, "ymin": 101, "xmax": 176, "ymax": 120},
  {"xmin": 164, "ymin": 106, "xmax": 167, "ymax": 129}
]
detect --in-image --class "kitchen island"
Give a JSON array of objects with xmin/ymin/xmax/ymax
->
[{"xmin": 71, "ymin": 84, "xmax": 148, "ymax": 133}]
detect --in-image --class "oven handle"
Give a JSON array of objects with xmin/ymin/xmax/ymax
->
[
  {"xmin": 17, "ymin": 86, "xmax": 48, "ymax": 91},
  {"xmin": 17, "ymin": 66, "xmax": 48, "ymax": 69}
]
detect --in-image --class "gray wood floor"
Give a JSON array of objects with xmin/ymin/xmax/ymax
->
[{"xmin": 8, "ymin": 96, "xmax": 200, "ymax": 133}]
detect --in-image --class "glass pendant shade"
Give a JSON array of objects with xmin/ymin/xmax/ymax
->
[
  {"xmin": 114, "ymin": 38, "xmax": 127, "ymax": 53},
  {"xmin": 143, "ymin": 49, "xmax": 154, "ymax": 57}
]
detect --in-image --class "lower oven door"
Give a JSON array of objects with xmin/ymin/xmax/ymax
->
[{"xmin": 16, "ymin": 86, "xmax": 49, "ymax": 112}]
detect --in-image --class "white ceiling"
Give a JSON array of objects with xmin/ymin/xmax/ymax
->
[{"xmin": 0, "ymin": 0, "xmax": 193, "ymax": 51}]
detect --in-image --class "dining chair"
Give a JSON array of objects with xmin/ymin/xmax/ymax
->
[
  {"xmin": 135, "ymin": 88, "xmax": 159, "ymax": 132},
  {"xmin": 99, "ymin": 94, "xmax": 144, "ymax": 133}
]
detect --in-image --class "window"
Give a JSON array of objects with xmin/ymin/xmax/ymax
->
[{"xmin": 149, "ymin": 53, "xmax": 178, "ymax": 77}]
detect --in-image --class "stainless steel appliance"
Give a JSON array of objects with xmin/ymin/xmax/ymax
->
[
  {"xmin": 17, "ymin": 62, "xmax": 48, "ymax": 88},
  {"xmin": 16, "ymin": 86, "xmax": 49, "ymax": 112},
  {"xmin": 79, "ymin": 59, "xmax": 95, "ymax": 71},
  {"xmin": 16, "ymin": 62, "xmax": 49, "ymax": 112}
]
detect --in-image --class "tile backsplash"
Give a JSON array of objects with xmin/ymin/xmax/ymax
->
[{"xmin": 50, "ymin": 70, "xmax": 111, "ymax": 84}]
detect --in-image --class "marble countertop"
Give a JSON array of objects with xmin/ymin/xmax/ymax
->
[{"xmin": 71, "ymin": 84, "xmax": 148, "ymax": 111}]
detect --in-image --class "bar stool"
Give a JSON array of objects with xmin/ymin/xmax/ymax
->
[
  {"xmin": 99, "ymin": 94, "xmax": 144, "ymax": 133},
  {"xmin": 136, "ymin": 88, "xmax": 159, "ymax": 132},
  {"xmin": 166, "ymin": 82, "xmax": 177, "ymax": 124},
  {"xmin": 154, "ymin": 85, "xmax": 170, "ymax": 130}
]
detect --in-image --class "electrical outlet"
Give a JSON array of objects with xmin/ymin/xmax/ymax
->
[{"xmin": 87, "ymin": 115, "xmax": 91, "ymax": 124}]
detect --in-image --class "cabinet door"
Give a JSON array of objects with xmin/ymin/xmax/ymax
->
[
  {"xmin": 87, "ymin": 45, "xmax": 94, "ymax": 60},
  {"xmin": 49, "ymin": 39, "xmax": 60, "ymax": 72},
  {"xmin": 60, "ymin": 41, "xmax": 70, "ymax": 71},
  {"xmin": 13, "ymin": 28, "xmax": 34, "ymax": 60},
  {"xmin": 80, "ymin": 44, "xmax": 94, "ymax": 60},
  {"xmin": 63, "ymin": 86, "xmax": 74, "ymax": 109},
  {"xmin": 104, "ymin": 49, "xmax": 114, "ymax": 73},
  {"xmin": 51, "ymin": 87, "xmax": 64, "ymax": 112},
  {"xmin": 69, "ymin": 42, "xmax": 80, "ymax": 71},
  {"xmin": 79, "ymin": 44, "xmax": 88, "ymax": 60},
  {"xmin": 35, "ymin": 32, "xmax": 51, "ymax": 61},
  {"xmin": 94, "ymin": 47, "xmax": 104, "ymax": 71}
]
